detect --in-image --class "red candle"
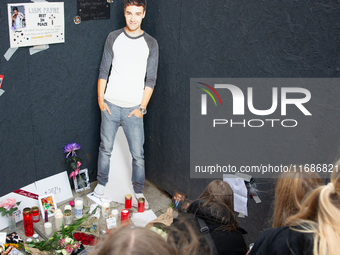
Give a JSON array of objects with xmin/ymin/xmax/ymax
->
[
  {"xmin": 23, "ymin": 208, "xmax": 34, "ymax": 237},
  {"xmin": 125, "ymin": 194, "xmax": 132, "ymax": 209},
  {"xmin": 121, "ymin": 209, "xmax": 129, "ymax": 225},
  {"xmin": 31, "ymin": 206, "xmax": 40, "ymax": 223},
  {"xmin": 138, "ymin": 198, "xmax": 145, "ymax": 213}
]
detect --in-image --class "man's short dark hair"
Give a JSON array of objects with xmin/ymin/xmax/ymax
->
[
  {"xmin": 13, "ymin": 7, "xmax": 18, "ymax": 12},
  {"xmin": 124, "ymin": 0, "xmax": 146, "ymax": 11}
]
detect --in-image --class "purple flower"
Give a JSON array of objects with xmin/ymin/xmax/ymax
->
[{"xmin": 63, "ymin": 143, "xmax": 81, "ymax": 158}]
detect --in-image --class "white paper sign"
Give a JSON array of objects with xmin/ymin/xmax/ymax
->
[
  {"xmin": 223, "ymin": 174, "xmax": 248, "ymax": 216},
  {"xmin": 35, "ymin": 171, "xmax": 73, "ymax": 204},
  {"xmin": 7, "ymin": 2, "xmax": 65, "ymax": 48}
]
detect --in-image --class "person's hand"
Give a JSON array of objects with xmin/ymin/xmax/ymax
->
[
  {"xmin": 128, "ymin": 108, "xmax": 143, "ymax": 118},
  {"xmin": 98, "ymin": 98, "xmax": 111, "ymax": 115}
]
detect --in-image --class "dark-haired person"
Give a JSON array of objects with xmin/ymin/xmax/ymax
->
[
  {"xmin": 94, "ymin": 0, "xmax": 158, "ymax": 209},
  {"xmin": 168, "ymin": 180, "xmax": 248, "ymax": 255},
  {"xmin": 12, "ymin": 7, "xmax": 25, "ymax": 29}
]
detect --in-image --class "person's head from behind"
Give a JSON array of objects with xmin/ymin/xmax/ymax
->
[
  {"xmin": 286, "ymin": 162, "xmax": 340, "ymax": 255},
  {"xmin": 124, "ymin": 0, "xmax": 146, "ymax": 33},
  {"xmin": 199, "ymin": 180, "xmax": 234, "ymax": 212},
  {"xmin": 98, "ymin": 226, "xmax": 176, "ymax": 255},
  {"xmin": 272, "ymin": 166, "xmax": 324, "ymax": 227},
  {"xmin": 197, "ymin": 180, "xmax": 237, "ymax": 229}
]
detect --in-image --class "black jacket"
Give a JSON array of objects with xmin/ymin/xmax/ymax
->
[
  {"xmin": 172, "ymin": 200, "xmax": 248, "ymax": 255},
  {"xmin": 249, "ymin": 226, "xmax": 313, "ymax": 255}
]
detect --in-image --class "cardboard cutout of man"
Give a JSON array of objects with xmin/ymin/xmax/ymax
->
[{"xmin": 94, "ymin": 0, "xmax": 159, "ymax": 209}]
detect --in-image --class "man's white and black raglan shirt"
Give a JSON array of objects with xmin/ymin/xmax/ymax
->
[{"xmin": 98, "ymin": 28, "xmax": 159, "ymax": 108}]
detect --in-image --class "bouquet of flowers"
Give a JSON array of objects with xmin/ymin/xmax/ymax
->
[
  {"xmin": 0, "ymin": 198, "xmax": 20, "ymax": 217},
  {"xmin": 56, "ymin": 237, "xmax": 80, "ymax": 255}
]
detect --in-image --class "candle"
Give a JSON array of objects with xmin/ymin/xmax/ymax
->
[
  {"xmin": 102, "ymin": 201, "xmax": 110, "ymax": 219},
  {"xmin": 111, "ymin": 209, "xmax": 119, "ymax": 222},
  {"xmin": 64, "ymin": 205, "xmax": 72, "ymax": 225},
  {"xmin": 31, "ymin": 206, "xmax": 40, "ymax": 222},
  {"xmin": 23, "ymin": 208, "xmax": 34, "ymax": 237},
  {"xmin": 44, "ymin": 210, "xmax": 48, "ymax": 222},
  {"xmin": 74, "ymin": 197, "xmax": 83, "ymax": 219},
  {"xmin": 125, "ymin": 194, "xmax": 132, "ymax": 209},
  {"xmin": 121, "ymin": 209, "xmax": 129, "ymax": 226},
  {"xmin": 55, "ymin": 209, "xmax": 63, "ymax": 231},
  {"xmin": 44, "ymin": 222, "xmax": 52, "ymax": 236}
]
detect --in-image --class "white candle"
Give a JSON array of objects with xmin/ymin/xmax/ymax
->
[
  {"xmin": 111, "ymin": 209, "xmax": 119, "ymax": 222},
  {"xmin": 55, "ymin": 209, "xmax": 63, "ymax": 231},
  {"xmin": 44, "ymin": 222, "xmax": 52, "ymax": 236},
  {"xmin": 102, "ymin": 201, "xmax": 110, "ymax": 218},
  {"xmin": 74, "ymin": 197, "xmax": 83, "ymax": 219}
]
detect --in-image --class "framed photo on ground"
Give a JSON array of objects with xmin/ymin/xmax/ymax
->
[
  {"xmin": 172, "ymin": 190, "xmax": 186, "ymax": 212},
  {"xmin": 74, "ymin": 168, "xmax": 90, "ymax": 193},
  {"xmin": 39, "ymin": 194, "xmax": 57, "ymax": 220}
]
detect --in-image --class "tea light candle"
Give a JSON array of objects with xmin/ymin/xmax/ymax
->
[
  {"xmin": 55, "ymin": 209, "xmax": 63, "ymax": 231},
  {"xmin": 111, "ymin": 209, "xmax": 119, "ymax": 222},
  {"xmin": 44, "ymin": 222, "xmax": 52, "ymax": 236},
  {"xmin": 102, "ymin": 201, "xmax": 110, "ymax": 218},
  {"xmin": 74, "ymin": 197, "xmax": 83, "ymax": 219}
]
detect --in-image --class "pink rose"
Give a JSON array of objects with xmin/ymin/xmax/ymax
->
[
  {"xmin": 69, "ymin": 200, "xmax": 75, "ymax": 207},
  {"xmin": 3, "ymin": 198, "xmax": 16, "ymax": 210},
  {"xmin": 0, "ymin": 201, "xmax": 3, "ymax": 208}
]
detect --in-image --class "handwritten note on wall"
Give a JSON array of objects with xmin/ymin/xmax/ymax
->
[{"xmin": 77, "ymin": 0, "xmax": 110, "ymax": 21}]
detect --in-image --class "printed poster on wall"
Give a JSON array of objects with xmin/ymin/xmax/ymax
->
[{"xmin": 7, "ymin": 2, "xmax": 65, "ymax": 48}]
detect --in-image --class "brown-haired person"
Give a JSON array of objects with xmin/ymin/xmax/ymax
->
[
  {"xmin": 97, "ymin": 226, "xmax": 176, "ymax": 255},
  {"xmin": 249, "ymin": 164, "xmax": 340, "ymax": 255},
  {"xmin": 168, "ymin": 180, "xmax": 248, "ymax": 255},
  {"xmin": 272, "ymin": 167, "xmax": 324, "ymax": 228}
]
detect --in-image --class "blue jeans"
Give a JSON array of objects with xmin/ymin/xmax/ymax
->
[{"xmin": 97, "ymin": 101, "xmax": 145, "ymax": 193}]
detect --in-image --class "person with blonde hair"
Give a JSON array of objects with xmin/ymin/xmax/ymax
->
[
  {"xmin": 97, "ymin": 226, "xmax": 177, "ymax": 255},
  {"xmin": 249, "ymin": 164, "xmax": 340, "ymax": 255},
  {"xmin": 272, "ymin": 167, "xmax": 324, "ymax": 228},
  {"xmin": 169, "ymin": 180, "xmax": 247, "ymax": 255}
]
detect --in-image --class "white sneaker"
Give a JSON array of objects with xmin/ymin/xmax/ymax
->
[
  {"xmin": 94, "ymin": 184, "xmax": 105, "ymax": 198},
  {"xmin": 135, "ymin": 193, "xmax": 149, "ymax": 210}
]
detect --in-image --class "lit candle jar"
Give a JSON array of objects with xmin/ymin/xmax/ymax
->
[
  {"xmin": 44, "ymin": 222, "xmax": 52, "ymax": 236},
  {"xmin": 121, "ymin": 209, "xmax": 129, "ymax": 226},
  {"xmin": 125, "ymin": 194, "xmax": 132, "ymax": 209},
  {"xmin": 31, "ymin": 206, "xmax": 40, "ymax": 223},
  {"xmin": 55, "ymin": 209, "xmax": 63, "ymax": 231},
  {"xmin": 23, "ymin": 208, "xmax": 34, "ymax": 237},
  {"xmin": 74, "ymin": 197, "xmax": 83, "ymax": 219},
  {"xmin": 102, "ymin": 201, "xmax": 110, "ymax": 219}
]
